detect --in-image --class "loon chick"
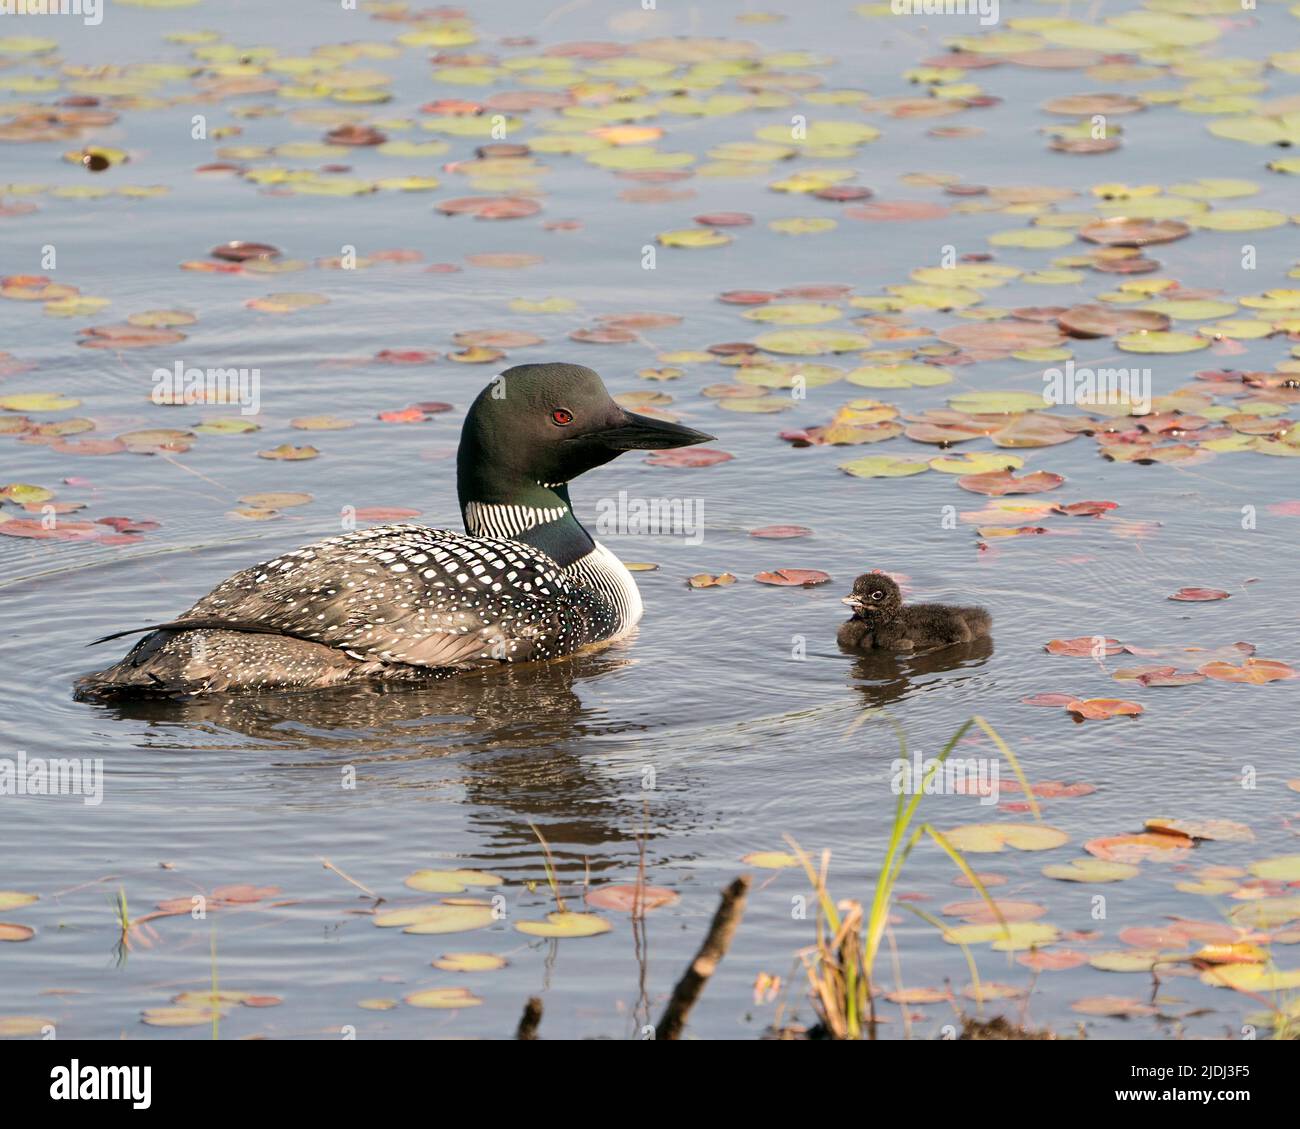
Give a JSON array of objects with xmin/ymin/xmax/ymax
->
[
  {"xmin": 75, "ymin": 363, "xmax": 714, "ymax": 700},
  {"xmin": 837, "ymin": 573, "xmax": 991, "ymax": 652}
]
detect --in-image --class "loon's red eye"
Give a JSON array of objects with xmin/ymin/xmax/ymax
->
[{"xmin": 552, "ymin": 408, "xmax": 574, "ymax": 426}]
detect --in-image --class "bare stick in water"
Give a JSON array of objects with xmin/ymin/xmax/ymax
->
[
  {"xmin": 517, "ymin": 996, "xmax": 543, "ymax": 1040},
  {"xmin": 655, "ymin": 875, "xmax": 751, "ymax": 1040},
  {"xmin": 320, "ymin": 858, "xmax": 383, "ymax": 903}
]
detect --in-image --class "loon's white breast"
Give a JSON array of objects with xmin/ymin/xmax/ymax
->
[{"xmin": 565, "ymin": 540, "xmax": 643, "ymax": 638}]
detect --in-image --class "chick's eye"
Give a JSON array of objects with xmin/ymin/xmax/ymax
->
[
  {"xmin": 871, "ymin": 591, "xmax": 884, "ymax": 600},
  {"xmin": 552, "ymin": 407, "xmax": 574, "ymax": 426}
]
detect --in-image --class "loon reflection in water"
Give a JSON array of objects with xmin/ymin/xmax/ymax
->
[
  {"xmin": 75, "ymin": 363, "xmax": 713, "ymax": 701},
  {"xmin": 96, "ymin": 649, "xmax": 703, "ymax": 871}
]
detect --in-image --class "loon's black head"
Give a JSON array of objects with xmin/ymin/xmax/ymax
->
[
  {"xmin": 842, "ymin": 573, "xmax": 902, "ymax": 620},
  {"xmin": 457, "ymin": 363, "xmax": 715, "ymax": 507}
]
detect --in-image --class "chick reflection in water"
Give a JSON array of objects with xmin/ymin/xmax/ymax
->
[
  {"xmin": 843, "ymin": 635, "xmax": 994, "ymax": 711},
  {"xmin": 99, "ymin": 650, "xmax": 672, "ymax": 870}
]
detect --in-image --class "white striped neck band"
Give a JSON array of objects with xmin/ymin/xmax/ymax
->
[{"xmin": 464, "ymin": 500, "xmax": 570, "ymax": 540}]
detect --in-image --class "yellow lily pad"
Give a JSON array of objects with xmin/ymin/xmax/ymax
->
[
  {"xmin": 929, "ymin": 452, "xmax": 1024, "ymax": 474},
  {"xmin": 1115, "ymin": 331, "xmax": 1210, "ymax": 353},
  {"xmin": 943, "ymin": 921, "xmax": 1061, "ymax": 952},
  {"xmin": 657, "ymin": 228, "xmax": 732, "ymax": 248},
  {"xmin": 988, "ymin": 228, "xmax": 1075, "ymax": 249},
  {"xmin": 373, "ymin": 904, "xmax": 495, "ymax": 934},
  {"xmin": 742, "ymin": 303, "xmax": 843, "ymax": 325},
  {"xmin": 1198, "ymin": 319, "xmax": 1274, "ymax": 340},
  {"xmin": 840, "ymin": 455, "xmax": 932, "ymax": 478},
  {"xmin": 0, "ymin": 393, "xmax": 80, "ymax": 412},
  {"xmin": 1190, "ymin": 209, "xmax": 1288, "ymax": 232},
  {"xmin": 1200, "ymin": 964, "xmax": 1300, "ymax": 991},
  {"xmin": 0, "ymin": 892, "xmax": 38, "ymax": 911},
  {"xmin": 404, "ymin": 987, "xmax": 483, "ymax": 1008},
  {"xmin": 0, "ymin": 1015, "xmax": 53, "ymax": 1036},
  {"xmin": 140, "ymin": 1006, "xmax": 221, "ymax": 1028},
  {"xmin": 516, "ymin": 911, "xmax": 611, "ymax": 938},
  {"xmin": 948, "ymin": 390, "xmax": 1046, "ymax": 414},
  {"xmin": 1041, "ymin": 859, "xmax": 1139, "ymax": 883},
  {"xmin": 1249, "ymin": 855, "xmax": 1300, "ymax": 882},
  {"xmin": 740, "ymin": 851, "xmax": 800, "ymax": 869},
  {"xmin": 942, "ymin": 823, "xmax": 1070, "ymax": 853},
  {"xmin": 1140, "ymin": 299, "xmax": 1237, "ymax": 320},
  {"xmin": 404, "ymin": 868, "xmax": 504, "ymax": 893},
  {"xmin": 755, "ymin": 120, "xmax": 880, "ymax": 147},
  {"xmin": 769, "ymin": 216, "xmax": 837, "ymax": 235},
  {"xmin": 509, "ymin": 296, "xmax": 577, "ymax": 314},
  {"xmin": 756, "ymin": 329, "xmax": 872, "ymax": 355},
  {"xmin": 847, "ymin": 364, "xmax": 952, "ymax": 389},
  {"xmin": 432, "ymin": 952, "xmax": 508, "ymax": 972}
]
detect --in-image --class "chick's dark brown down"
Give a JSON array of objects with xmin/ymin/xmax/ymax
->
[{"xmin": 837, "ymin": 573, "xmax": 991, "ymax": 652}]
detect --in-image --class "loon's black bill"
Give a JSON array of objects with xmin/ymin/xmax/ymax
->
[
  {"xmin": 596, "ymin": 410, "xmax": 716, "ymax": 451},
  {"xmin": 841, "ymin": 596, "xmax": 864, "ymax": 608}
]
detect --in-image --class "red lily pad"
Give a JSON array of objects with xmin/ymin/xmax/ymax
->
[
  {"xmin": 374, "ymin": 349, "xmax": 438, "ymax": 364},
  {"xmin": 1071, "ymin": 996, "xmax": 1157, "ymax": 1018},
  {"xmin": 1022, "ymin": 692, "xmax": 1078, "ymax": 707},
  {"xmin": 569, "ymin": 327, "xmax": 637, "ymax": 344},
  {"xmin": 938, "ymin": 322, "xmax": 1065, "ymax": 354},
  {"xmin": 436, "ymin": 196, "xmax": 540, "ymax": 220},
  {"xmin": 1001, "ymin": 780, "xmax": 1097, "ymax": 798},
  {"xmin": 1065, "ymin": 698, "xmax": 1143, "ymax": 721},
  {"xmin": 749, "ymin": 525, "xmax": 813, "ymax": 539},
  {"xmin": 325, "ymin": 124, "xmax": 388, "ymax": 146},
  {"xmin": 1018, "ymin": 949, "xmax": 1088, "ymax": 971},
  {"xmin": 754, "ymin": 569, "xmax": 831, "ymax": 587},
  {"xmin": 258, "ymin": 444, "xmax": 319, "ymax": 461},
  {"xmin": 1079, "ymin": 218, "xmax": 1190, "ymax": 247},
  {"xmin": 957, "ymin": 470, "xmax": 1065, "ymax": 496},
  {"xmin": 79, "ymin": 326, "xmax": 187, "ymax": 349},
  {"xmin": 453, "ymin": 330, "xmax": 544, "ymax": 349},
  {"xmin": 1040, "ymin": 639, "xmax": 1123, "ymax": 658},
  {"xmin": 1198, "ymin": 659, "xmax": 1296, "ymax": 684},
  {"xmin": 1084, "ymin": 832, "xmax": 1190, "ymax": 863},
  {"xmin": 1053, "ymin": 500, "xmax": 1118, "ymax": 517},
  {"xmin": 814, "ymin": 185, "xmax": 874, "ymax": 202},
  {"xmin": 586, "ymin": 885, "xmax": 679, "ymax": 912},
  {"xmin": 378, "ymin": 406, "xmax": 428, "ymax": 423},
  {"xmin": 353, "ymin": 507, "xmax": 422, "ymax": 521},
  {"xmin": 1137, "ymin": 670, "xmax": 1206, "ymax": 687},
  {"xmin": 844, "ymin": 201, "xmax": 950, "ymax": 222},
  {"xmin": 694, "ymin": 212, "xmax": 752, "ymax": 227},
  {"xmin": 1169, "ymin": 588, "xmax": 1230, "ymax": 602},
  {"xmin": 644, "ymin": 448, "xmax": 731, "ymax": 468},
  {"xmin": 1058, "ymin": 305, "xmax": 1170, "ymax": 338}
]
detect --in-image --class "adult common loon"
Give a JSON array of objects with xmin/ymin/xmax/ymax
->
[{"xmin": 75, "ymin": 363, "xmax": 714, "ymax": 700}]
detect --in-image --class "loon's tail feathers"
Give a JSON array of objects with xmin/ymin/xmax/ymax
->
[
  {"xmin": 74, "ymin": 626, "xmax": 365, "ymax": 701},
  {"xmin": 88, "ymin": 617, "xmax": 296, "ymax": 647}
]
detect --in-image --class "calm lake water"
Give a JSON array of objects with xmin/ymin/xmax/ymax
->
[{"xmin": 2, "ymin": 1, "xmax": 1299, "ymax": 1040}]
